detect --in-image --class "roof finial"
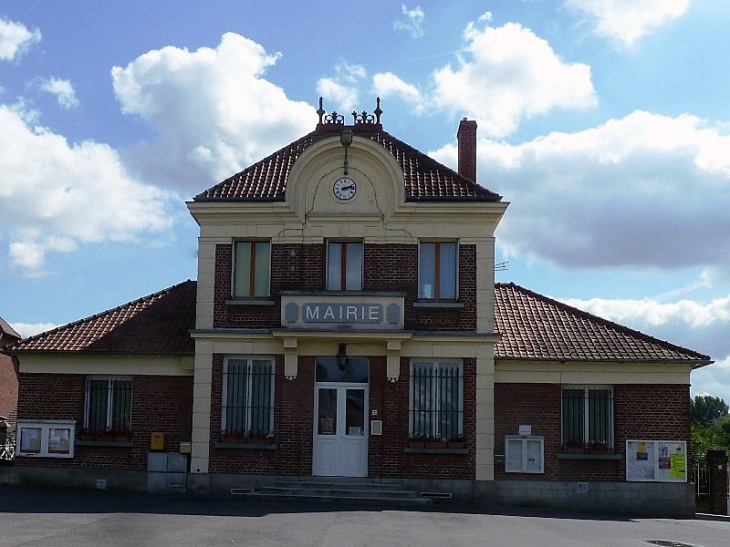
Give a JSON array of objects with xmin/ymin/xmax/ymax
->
[{"xmin": 317, "ymin": 97, "xmax": 325, "ymax": 125}]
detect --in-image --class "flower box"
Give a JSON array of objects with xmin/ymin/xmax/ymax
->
[
  {"xmin": 425, "ymin": 441, "xmax": 446, "ymax": 449},
  {"xmin": 249, "ymin": 436, "xmax": 274, "ymax": 445},
  {"xmin": 221, "ymin": 436, "xmax": 245, "ymax": 445}
]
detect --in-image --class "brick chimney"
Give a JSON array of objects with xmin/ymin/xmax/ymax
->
[{"xmin": 457, "ymin": 118, "xmax": 477, "ymax": 182}]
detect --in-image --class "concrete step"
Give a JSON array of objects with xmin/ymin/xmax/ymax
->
[
  {"xmin": 272, "ymin": 479, "xmax": 409, "ymax": 492},
  {"xmin": 237, "ymin": 491, "xmax": 433, "ymax": 507},
  {"xmin": 258, "ymin": 485, "xmax": 421, "ymax": 499},
  {"xmin": 231, "ymin": 478, "xmax": 433, "ymax": 507}
]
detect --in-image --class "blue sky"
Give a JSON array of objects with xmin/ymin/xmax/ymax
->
[{"xmin": 2, "ymin": 1, "xmax": 729, "ymax": 400}]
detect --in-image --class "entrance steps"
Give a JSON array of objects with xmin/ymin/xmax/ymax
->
[{"xmin": 231, "ymin": 477, "xmax": 433, "ymax": 507}]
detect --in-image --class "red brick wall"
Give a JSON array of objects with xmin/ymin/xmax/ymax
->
[
  {"xmin": 214, "ymin": 243, "xmax": 477, "ymax": 331},
  {"xmin": 494, "ymin": 382, "xmax": 690, "ymax": 481},
  {"xmin": 208, "ymin": 354, "xmax": 315, "ymax": 475},
  {"xmin": 208, "ymin": 355, "xmax": 476, "ymax": 480},
  {"xmin": 16, "ymin": 372, "xmax": 192, "ymax": 470},
  {"xmin": 372, "ymin": 357, "xmax": 475, "ymax": 479},
  {"xmin": 0, "ymin": 353, "xmax": 18, "ymax": 418}
]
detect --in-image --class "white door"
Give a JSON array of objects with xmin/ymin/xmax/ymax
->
[{"xmin": 313, "ymin": 384, "xmax": 368, "ymax": 477}]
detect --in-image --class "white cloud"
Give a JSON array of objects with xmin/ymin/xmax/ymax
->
[
  {"xmin": 38, "ymin": 77, "xmax": 80, "ymax": 109},
  {"xmin": 7, "ymin": 321, "xmax": 60, "ymax": 339},
  {"xmin": 316, "ymin": 62, "xmax": 367, "ymax": 114},
  {"xmin": 0, "ymin": 105, "xmax": 176, "ymax": 273},
  {"xmin": 430, "ymin": 14, "xmax": 597, "ymax": 137},
  {"xmin": 564, "ymin": 0, "xmax": 690, "ymax": 49},
  {"xmin": 0, "ymin": 18, "xmax": 41, "ymax": 61},
  {"xmin": 393, "ymin": 4, "xmax": 426, "ymax": 38},
  {"xmin": 438, "ymin": 111, "xmax": 730, "ymax": 271},
  {"xmin": 112, "ymin": 32, "xmax": 316, "ymax": 191},
  {"xmin": 373, "ymin": 72, "xmax": 423, "ymax": 106},
  {"xmin": 692, "ymin": 355, "xmax": 730, "ymax": 403},
  {"xmin": 562, "ymin": 294, "xmax": 730, "ymax": 330},
  {"xmin": 8, "ymin": 238, "xmax": 77, "ymax": 271}
]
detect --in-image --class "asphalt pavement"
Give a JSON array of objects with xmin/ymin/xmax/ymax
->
[{"xmin": 1, "ymin": 485, "xmax": 729, "ymax": 547}]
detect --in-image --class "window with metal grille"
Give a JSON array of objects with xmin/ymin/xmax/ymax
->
[
  {"xmin": 326, "ymin": 241, "xmax": 363, "ymax": 291},
  {"xmin": 409, "ymin": 360, "xmax": 463, "ymax": 441},
  {"xmin": 233, "ymin": 240, "xmax": 271, "ymax": 298},
  {"xmin": 84, "ymin": 377, "xmax": 132, "ymax": 434},
  {"xmin": 418, "ymin": 241, "xmax": 457, "ymax": 300},
  {"xmin": 562, "ymin": 387, "xmax": 613, "ymax": 452},
  {"xmin": 222, "ymin": 357, "xmax": 275, "ymax": 438}
]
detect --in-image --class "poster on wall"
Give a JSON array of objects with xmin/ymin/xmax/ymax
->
[{"xmin": 626, "ymin": 440, "xmax": 686, "ymax": 482}]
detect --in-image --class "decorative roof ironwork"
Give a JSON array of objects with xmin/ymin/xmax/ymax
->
[{"xmin": 195, "ymin": 97, "xmax": 501, "ymax": 202}]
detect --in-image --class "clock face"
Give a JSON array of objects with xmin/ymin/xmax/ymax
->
[{"xmin": 333, "ymin": 177, "xmax": 357, "ymax": 200}]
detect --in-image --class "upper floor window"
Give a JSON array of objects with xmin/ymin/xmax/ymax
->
[
  {"xmin": 233, "ymin": 240, "xmax": 271, "ymax": 298},
  {"xmin": 84, "ymin": 377, "xmax": 132, "ymax": 435},
  {"xmin": 419, "ymin": 242, "xmax": 457, "ymax": 300},
  {"xmin": 327, "ymin": 241, "xmax": 363, "ymax": 291},
  {"xmin": 562, "ymin": 386, "xmax": 614, "ymax": 452}
]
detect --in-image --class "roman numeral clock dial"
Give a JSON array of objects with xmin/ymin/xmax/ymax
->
[{"xmin": 333, "ymin": 177, "xmax": 357, "ymax": 200}]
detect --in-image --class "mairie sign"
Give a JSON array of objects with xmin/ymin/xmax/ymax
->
[
  {"xmin": 282, "ymin": 296, "xmax": 403, "ymax": 330},
  {"xmin": 303, "ymin": 303, "xmax": 382, "ymax": 323}
]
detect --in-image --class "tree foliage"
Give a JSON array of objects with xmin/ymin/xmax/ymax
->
[
  {"xmin": 690, "ymin": 395, "xmax": 730, "ymax": 462},
  {"xmin": 690, "ymin": 395, "xmax": 729, "ymax": 426}
]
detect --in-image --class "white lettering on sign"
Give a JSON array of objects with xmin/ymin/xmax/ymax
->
[{"xmin": 303, "ymin": 303, "xmax": 383, "ymax": 324}]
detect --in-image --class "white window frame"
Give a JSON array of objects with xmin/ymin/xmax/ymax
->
[
  {"xmin": 232, "ymin": 239, "xmax": 272, "ymax": 298},
  {"xmin": 326, "ymin": 240, "xmax": 363, "ymax": 291},
  {"xmin": 83, "ymin": 376, "xmax": 132, "ymax": 434},
  {"xmin": 221, "ymin": 356, "xmax": 276, "ymax": 436},
  {"xmin": 505, "ymin": 435, "xmax": 544, "ymax": 473},
  {"xmin": 418, "ymin": 241, "xmax": 458, "ymax": 300},
  {"xmin": 408, "ymin": 359, "xmax": 464, "ymax": 440},
  {"xmin": 17, "ymin": 420, "xmax": 76, "ymax": 458},
  {"xmin": 561, "ymin": 385, "xmax": 614, "ymax": 450}
]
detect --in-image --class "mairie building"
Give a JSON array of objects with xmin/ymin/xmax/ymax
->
[{"xmin": 6, "ymin": 99, "xmax": 711, "ymax": 516}]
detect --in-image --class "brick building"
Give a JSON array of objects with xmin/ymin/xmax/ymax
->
[
  {"xmin": 0, "ymin": 317, "xmax": 20, "ymax": 419},
  {"xmin": 7, "ymin": 100, "xmax": 711, "ymax": 515}
]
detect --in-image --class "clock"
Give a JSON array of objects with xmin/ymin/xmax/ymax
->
[{"xmin": 333, "ymin": 177, "xmax": 357, "ymax": 200}]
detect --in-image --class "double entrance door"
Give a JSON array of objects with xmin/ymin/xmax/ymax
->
[{"xmin": 312, "ymin": 357, "xmax": 369, "ymax": 477}]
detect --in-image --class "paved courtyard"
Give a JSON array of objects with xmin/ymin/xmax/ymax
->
[{"xmin": 0, "ymin": 486, "xmax": 729, "ymax": 547}]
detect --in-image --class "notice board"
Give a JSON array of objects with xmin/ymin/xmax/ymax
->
[{"xmin": 626, "ymin": 440, "xmax": 686, "ymax": 482}]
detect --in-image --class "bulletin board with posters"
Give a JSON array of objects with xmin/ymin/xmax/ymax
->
[{"xmin": 625, "ymin": 440, "xmax": 686, "ymax": 482}]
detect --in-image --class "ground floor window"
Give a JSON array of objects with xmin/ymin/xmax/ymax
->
[
  {"xmin": 84, "ymin": 377, "xmax": 132, "ymax": 436},
  {"xmin": 222, "ymin": 357, "xmax": 275, "ymax": 440},
  {"xmin": 408, "ymin": 360, "xmax": 463, "ymax": 442},
  {"xmin": 562, "ymin": 386, "xmax": 613, "ymax": 452}
]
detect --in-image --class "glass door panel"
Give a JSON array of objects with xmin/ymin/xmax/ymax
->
[
  {"xmin": 318, "ymin": 389, "xmax": 337, "ymax": 435},
  {"xmin": 345, "ymin": 389, "xmax": 365, "ymax": 436}
]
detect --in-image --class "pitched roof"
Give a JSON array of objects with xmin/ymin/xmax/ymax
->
[
  {"xmin": 0, "ymin": 317, "xmax": 20, "ymax": 341},
  {"xmin": 10, "ymin": 280, "xmax": 710, "ymax": 366},
  {"xmin": 194, "ymin": 125, "xmax": 502, "ymax": 202},
  {"xmin": 494, "ymin": 282, "xmax": 710, "ymax": 364},
  {"xmin": 12, "ymin": 281, "xmax": 196, "ymax": 354}
]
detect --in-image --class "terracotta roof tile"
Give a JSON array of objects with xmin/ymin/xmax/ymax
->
[
  {"xmin": 12, "ymin": 281, "xmax": 196, "ymax": 354},
  {"xmin": 494, "ymin": 282, "xmax": 710, "ymax": 363},
  {"xmin": 194, "ymin": 126, "xmax": 501, "ymax": 202},
  {"xmin": 10, "ymin": 280, "xmax": 710, "ymax": 365}
]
